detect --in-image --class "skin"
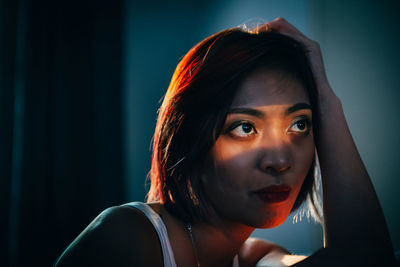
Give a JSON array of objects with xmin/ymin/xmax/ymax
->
[
  {"xmin": 202, "ymin": 68, "xmax": 315, "ymax": 230},
  {"xmin": 55, "ymin": 18, "xmax": 397, "ymax": 267}
]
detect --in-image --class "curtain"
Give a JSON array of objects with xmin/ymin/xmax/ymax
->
[{"xmin": 0, "ymin": 0, "xmax": 125, "ymax": 266}]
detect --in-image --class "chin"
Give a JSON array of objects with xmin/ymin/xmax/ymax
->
[
  {"xmin": 261, "ymin": 219, "xmax": 286, "ymax": 229},
  {"xmin": 255, "ymin": 213, "xmax": 289, "ymax": 229}
]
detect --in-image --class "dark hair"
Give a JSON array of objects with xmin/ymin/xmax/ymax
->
[{"xmin": 147, "ymin": 27, "xmax": 321, "ymax": 224}]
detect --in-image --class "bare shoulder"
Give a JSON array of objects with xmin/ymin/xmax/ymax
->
[
  {"xmin": 55, "ymin": 204, "xmax": 163, "ymax": 267},
  {"xmin": 238, "ymin": 237, "xmax": 292, "ymax": 267}
]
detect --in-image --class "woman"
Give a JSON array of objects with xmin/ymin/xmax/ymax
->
[{"xmin": 55, "ymin": 18, "xmax": 397, "ymax": 266}]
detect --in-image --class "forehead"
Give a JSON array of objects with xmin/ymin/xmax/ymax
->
[{"xmin": 231, "ymin": 68, "xmax": 310, "ymax": 108}]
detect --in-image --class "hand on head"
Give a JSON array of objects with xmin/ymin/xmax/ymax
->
[{"xmin": 259, "ymin": 18, "xmax": 334, "ymax": 101}]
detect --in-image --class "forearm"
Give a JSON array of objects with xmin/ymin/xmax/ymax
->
[{"xmin": 316, "ymin": 92, "xmax": 393, "ymax": 253}]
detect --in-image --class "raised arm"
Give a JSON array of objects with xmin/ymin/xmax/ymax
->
[{"xmin": 261, "ymin": 18, "xmax": 396, "ymax": 266}]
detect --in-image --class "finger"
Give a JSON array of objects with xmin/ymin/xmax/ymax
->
[
  {"xmin": 260, "ymin": 18, "xmax": 315, "ymax": 47},
  {"xmin": 267, "ymin": 17, "xmax": 303, "ymax": 35},
  {"xmin": 263, "ymin": 18, "xmax": 312, "ymax": 45},
  {"xmin": 256, "ymin": 22, "xmax": 272, "ymax": 33},
  {"xmin": 256, "ymin": 17, "xmax": 289, "ymax": 33},
  {"xmin": 257, "ymin": 18, "xmax": 292, "ymax": 33}
]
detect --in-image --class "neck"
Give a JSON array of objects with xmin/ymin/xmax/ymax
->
[
  {"xmin": 159, "ymin": 203, "xmax": 255, "ymax": 267},
  {"xmin": 191, "ymin": 220, "xmax": 254, "ymax": 266}
]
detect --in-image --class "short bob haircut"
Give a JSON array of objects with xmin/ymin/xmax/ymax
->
[{"xmin": 147, "ymin": 27, "xmax": 322, "ymax": 225}]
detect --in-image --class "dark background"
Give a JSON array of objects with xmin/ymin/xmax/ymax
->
[
  {"xmin": 1, "ymin": 0, "xmax": 399, "ymax": 266},
  {"xmin": 1, "ymin": 0, "xmax": 124, "ymax": 266}
]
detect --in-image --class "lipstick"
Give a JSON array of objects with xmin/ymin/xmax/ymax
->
[{"xmin": 253, "ymin": 185, "xmax": 291, "ymax": 203}]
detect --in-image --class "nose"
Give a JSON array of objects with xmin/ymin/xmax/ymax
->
[
  {"xmin": 258, "ymin": 140, "xmax": 293, "ymax": 176},
  {"xmin": 259, "ymin": 153, "xmax": 292, "ymax": 176}
]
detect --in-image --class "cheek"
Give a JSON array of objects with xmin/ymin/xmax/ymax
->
[
  {"xmin": 292, "ymin": 136, "xmax": 315, "ymax": 186},
  {"xmin": 213, "ymin": 136, "xmax": 250, "ymax": 162},
  {"xmin": 204, "ymin": 140, "xmax": 254, "ymax": 195},
  {"xmin": 212, "ymin": 138, "xmax": 251, "ymax": 174}
]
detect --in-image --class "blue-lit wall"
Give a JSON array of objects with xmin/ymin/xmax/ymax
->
[{"xmin": 122, "ymin": 0, "xmax": 400, "ymax": 254}]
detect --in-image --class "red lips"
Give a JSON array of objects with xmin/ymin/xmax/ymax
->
[{"xmin": 254, "ymin": 185, "xmax": 291, "ymax": 203}]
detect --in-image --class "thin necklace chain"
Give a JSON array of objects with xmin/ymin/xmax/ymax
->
[{"xmin": 186, "ymin": 224, "xmax": 201, "ymax": 267}]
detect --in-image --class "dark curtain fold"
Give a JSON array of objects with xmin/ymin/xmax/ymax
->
[{"xmin": 0, "ymin": 0, "xmax": 125, "ymax": 266}]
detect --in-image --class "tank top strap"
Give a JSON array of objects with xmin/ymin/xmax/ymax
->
[
  {"xmin": 123, "ymin": 202, "xmax": 240, "ymax": 267},
  {"xmin": 123, "ymin": 202, "xmax": 177, "ymax": 267}
]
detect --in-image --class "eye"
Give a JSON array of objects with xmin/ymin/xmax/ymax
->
[
  {"xmin": 289, "ymin": 118, "xmax": 310, "ymax": 133},
  {"xmin": 229, "ymin": 122, "xmax": 257, "ymax": 138}
]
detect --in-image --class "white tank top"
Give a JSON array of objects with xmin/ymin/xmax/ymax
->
[{"xmin": 123, "ymin": 202, "xmax": 239, "ymax": 267}]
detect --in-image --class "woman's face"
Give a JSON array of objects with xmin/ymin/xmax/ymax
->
[{"xmin": 202, "ymin": 68, "xmax": 315, "ymax": 228}]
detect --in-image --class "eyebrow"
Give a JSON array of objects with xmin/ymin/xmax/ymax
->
[
  {"xmin": 228, "ymin": 107, "xmax": 265, "ymax": 118},
  {"xmin": 228, "ymin": 102, "xmax": 311, "ymax": 118},
  {"xmin": 285, "ymin": 103, "xmax": 311, "ymax": 115}
]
